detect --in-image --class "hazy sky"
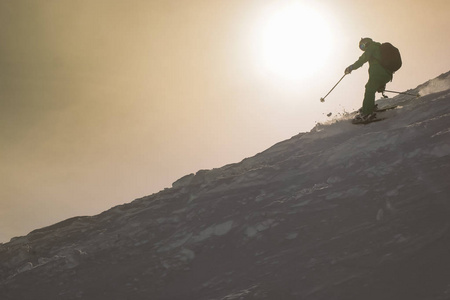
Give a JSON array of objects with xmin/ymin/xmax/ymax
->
[{"xmin": 1, "ymin": 0, "xmax": 449, "ymax": 242}]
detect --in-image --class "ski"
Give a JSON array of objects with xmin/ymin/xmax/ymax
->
[
  {"xmin": 351, "ymin": 104, "xmax": 397, "ymax": 124},
  {"xmin": 351, "ymin": 117, "xmax": 386, "ymax": 125}
]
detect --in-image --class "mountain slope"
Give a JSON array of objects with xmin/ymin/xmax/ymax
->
[{"xmin": 1, "ymin": 72, "xmax": 450, "ymax": 300}]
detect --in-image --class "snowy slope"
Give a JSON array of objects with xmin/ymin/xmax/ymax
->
[{"xmin": 1, "ymin": 72, "xmax": 450, "ymax": 300}]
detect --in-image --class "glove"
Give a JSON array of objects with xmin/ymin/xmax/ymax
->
[{"xmin": 345, "ymin": 65, "xmax": 353, "ymax": 74}]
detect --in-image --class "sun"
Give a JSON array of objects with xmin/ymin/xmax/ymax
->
[{"xmin": 257, "ymin": 3, "xmax": 333, "ymax": 80}]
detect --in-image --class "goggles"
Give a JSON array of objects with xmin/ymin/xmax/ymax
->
[
  {"xmin": 359, "ymin": 39, "xmax": 371, "ymax": 51},
  {"xmin": 359, "ymin": 42, "xmax": 367, "ymax": 51}
]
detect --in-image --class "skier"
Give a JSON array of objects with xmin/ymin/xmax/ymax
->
[{"xmin": 345, "ymin": 38, "xmax": 393, "ymax": 123}]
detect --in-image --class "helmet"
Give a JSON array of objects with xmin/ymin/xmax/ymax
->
[{"xmin": 359, "ymin": 38, "xmax": 373, "ymax": 51}]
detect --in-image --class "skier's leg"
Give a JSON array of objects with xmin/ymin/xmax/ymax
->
[
  {"xmin": 362, "ymin": 77, "xmax": 378, "ymax": 115},
  {"xmin": 362, "ymin": 66, "xmax": 392, "ymax": 115}
]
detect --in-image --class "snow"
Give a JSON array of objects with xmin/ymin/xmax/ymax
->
[
  {"xmin": 419, "ymin": 77, "xmax": 450, "ymax": 96},
  {"xmin": 1, "ymin": 71, "xmax": 450, "ymax": 299},
  {"xmin": 245, "ymin": 219, "xmax": 276, "ymax": 238},
  {"xmin": 194, "ymin": 220, "xmax": 234, "ymax": 241}
]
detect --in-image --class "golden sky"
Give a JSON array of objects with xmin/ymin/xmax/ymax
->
[{"xmin": 1, "ymin": 0, "xmax": 449, "ymax": 242}]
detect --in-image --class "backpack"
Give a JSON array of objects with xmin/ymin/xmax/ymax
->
[{"xmin": 379, "ymin": 43, "xmax": 402, "ymax": 73}]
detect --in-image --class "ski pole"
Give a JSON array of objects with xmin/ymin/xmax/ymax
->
[
  {"xmin": 320, "ymin": 74, "xmax": 347, "ymax": 102},
  {"xmin": 383, "ymin": 90, "xmax": 420, "ymax": 98}
]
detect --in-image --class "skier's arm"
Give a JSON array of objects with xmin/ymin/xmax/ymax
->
[
  {"xmin": 351, "ymin": 52, "xmax": 369, "ymax": 70},
  {"xmin": 351, "ymin": 44, "xmax": 377, "ymax": 71},
  {"xmin": 345, "ymin": 52, "xmax": 367, "ymax": 74}
]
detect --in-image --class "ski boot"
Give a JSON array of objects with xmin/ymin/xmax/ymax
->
[{"xmin": 352, "ymin": 112, "xmax": 377, "ymax": 124}]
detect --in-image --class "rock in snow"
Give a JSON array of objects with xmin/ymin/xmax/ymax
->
[{"xmin": 1, "ymin": 72, "xmax": 450, "ymax": 300}]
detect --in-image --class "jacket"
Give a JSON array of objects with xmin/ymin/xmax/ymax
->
[{"xmin": 352, "ymin": 41, "xmax": 393, "ymax": 81}]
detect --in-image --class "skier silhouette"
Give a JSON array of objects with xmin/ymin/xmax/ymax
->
[{"xmin": 345, "ymin": 38, "xmax": 393, "ymax": 122}]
